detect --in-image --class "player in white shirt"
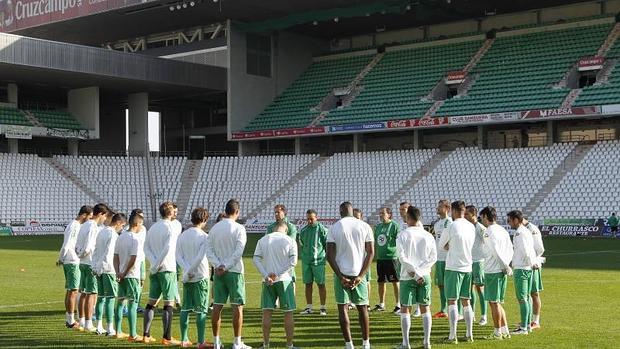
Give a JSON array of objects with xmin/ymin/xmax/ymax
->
[
  {"xmin": 74, "ymin": 203, "xmax": 112, "ymax": 332},
  {"xmin": 353, "ymin": 208, "xmax": 371, "ymax": 311},
  {"xmin": 127, "ymin": 208, "xmax": 147, "ymax": 312},
  {"xmin": 205, "ymin": 199, "xmax": 251, "ymax": 349},
  {"xmin": 437, "ymin": 201, "xmax": 475, "ymax": 344},
  {"xmin": 479, "ymin": 206, "xmax": 513, "ymax": 340},
  {"xmin": 431, "ymin": 200, "xmax": 452, "ymax": 319},
  {"xmin": 395, "ymin": 206, "xmax": 437, "ymax": 349},
  {"xmin": 176, "ymin": 208, "xmax": 212, "ymax": 349},
  {"xmin": 326, "ymin": 202, "xmax": 374, "ymax": 349},
  {"xmin": 398, "ymin": 202, "xmax": 422, "ymax": 317},
  {"xmin": 507, "ymin": 210, "xmax": 537, "ymax": 335},
  {"xmin": 253, "ymin": 221, "xmax": 299, "ymax": 349},
  {"xmin": 57, "ymin": 205, "xmax": 92, "ymax": 328},
  {"xmin": 171, "ymin": 203, "xmax": 183, "ymax": 308},
  {"xmin": 464, "ymin": 205, "xmax": 488, "ymax": 325},
  {"xmin": 523, "ymin": 217, "xmax": 545, "ymax": 330},
  {"xmin": 92, "ymin": 213, "xmax": 127, "ymax": 335},
  {"xmin": 114, "ymin": 212, "xmax": 145, "ymax": 342},
  {"xmin": 142, "ymin": 201, "xmax": 181, "ymax": 345}
]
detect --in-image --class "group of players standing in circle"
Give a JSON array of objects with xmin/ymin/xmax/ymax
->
[{"xmin": 56, "ymin": 198, "xmax": 545, "ymax": 349}]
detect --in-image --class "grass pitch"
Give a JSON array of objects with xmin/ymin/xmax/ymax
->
[{"xmin": 1, "ymin": 235, "xmax": 619, "ymax": 348}]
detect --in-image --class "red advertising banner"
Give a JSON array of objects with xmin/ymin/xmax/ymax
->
[
  {"xmin": 386, "ymin": 117, "xmax": 449, "ymax": 130},
  {"xmin": 232, "ymin": 126, "xmax": 325, "ymax": 140},
  {"xmin": 0, "ymin": 0, "xmax": 149, "ymax": 32},
  {"xmin": 578, "ymin": 56, "xmax": 604, "ymax": 71},
  {"xmin": 521, "ymin": 106, "xmax": 601, "ymax": 119}
]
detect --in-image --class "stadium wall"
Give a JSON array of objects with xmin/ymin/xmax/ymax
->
[
  {"xmin": 68, "ymin": 87, "xmax": 99, "ymax": 138},
  {"xmin": 227, "ymin": 21, "xmax": 328, "ymax": 135}
]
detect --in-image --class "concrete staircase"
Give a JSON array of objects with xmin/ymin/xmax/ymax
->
[
  {"xmin": 424, "ymin": 100, "xmax": 445, "ymax": 117},
  {"xmin": 176, "ymin": 159, "xmax": 202, "ymax": 221},
  {"xmin": 42, "ymin": 157, "xmax": 105, "ymax": 204},
  {"xmin": 560, "ymin": 88, "xmax": 583, "ymax": 108},
  {"xmin": 595, "ymin": 58, "xmax": 618, "ymax": 85},
  {"xmin": 21, "ymin": 110, "xmax": 43, "ymax": 127},
  {"xmin": 522, "ymin": 144, "xmax": 593, "ymax": 218},
  {"xmin": 597, "ymin": 22, "xmax": 620, "ymax": 57},
  {"xmin": 370, "ymin": 150, "xmax": 451, "ymax": 223},
  {"xmin": 463, "ymin": 38, "xmax": 494, "ymax": 73},
  {"xmin": 243, "ymin": 156, "xmax": 330, "ymax": 221}
]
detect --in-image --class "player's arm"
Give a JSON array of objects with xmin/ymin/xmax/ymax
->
[
  {"xmin": 57, "ymin": 223, "xmax": 73, "ymax": 264},
  {"xmin": 150, "ymin": 231, "xmax": 171, "ymax": 273},
  {"xmin": 437, "ymin": 225, "xmax": 451, "ymax": 250},
  {"xmin": 275, "ymin": 241, "xmax": 298, "ymax": 277},
  {"xmin": 186, "ymin": 237, "xmax": 207, "ymax": 276},
  {"xmin": 396, "ymin": 236, "xmax": 417, "ymax": 276},
  {"xmin": 326, "ymin": 242, "xmax": 346, "ymax": 281},
  {"xmin": 252, "ymin": 241, "xmax": 269, "ymax": 280},
  {"xmin": 113, "ymin": 254, "xmax": 120, "ymax": 277},
  {"xmin": 120, "ymin": 239, "xmax": 139, "ymax": 280},
  {"xmin": 223, "ymin": 227, "xmax": 247, "ymax": 271},
  {"xmin": 356, "ymin": 241, "xmax": 374, "ymax": 286},
  {"xmin": 175, "ymin": 240, "xmax": 190, "ymax": 273},
  {"xmin": 418, "ymin": 239, "xmax": 438, "ymax": 276},
  {"xmin": 204, "ymin": 234, "xmax": 222, "ymax": 267}
]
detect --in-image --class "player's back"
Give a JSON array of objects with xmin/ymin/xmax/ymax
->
[
  {"xmin": 207, "ymin": 218, "xmax": 246, "ymax": 272},
  {"xmin": 256, "ymin": 233, "xmax": 296, "ymax": 280},
  {"xmin": 444, "ymin": 218, "xmax": 475, "ymax": 272},
  {"xmin": 329, "ymin": 216, "xmax": 373, "ymax": 276}
]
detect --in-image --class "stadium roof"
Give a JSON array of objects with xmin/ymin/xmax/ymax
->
[{"xmin": 13, "ymin": 0, "xmax": 594, "ymax": 46}]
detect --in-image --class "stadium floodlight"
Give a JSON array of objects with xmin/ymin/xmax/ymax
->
[
  {"xmin": 190, "ymin": 1, "xmax": 195, "ymax": 6},
  {"xmin": 182, "ymin": 2, "xmax": 188, "ymax": 8},
  {"xmin": 176, "ymin": 4, "xmax": 181, "ymax": 9},
  {"xmin": 334, "ymin": 17, "xmax": 339, "ymax": 22},
  {"xmin": 169, "ymin": 5, "xmax": 174, "ymax": 11},
  {"xmin": 312, "ymin": 21, "xmax": 318, "ymax": 26}
]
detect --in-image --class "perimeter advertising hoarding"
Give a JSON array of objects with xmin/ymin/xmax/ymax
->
[
  {"xmin": 540, "ymin": 218, "xmax": 607, "ymax": 237},
  {"xmin": 0, "ymin": 0, "xmax": 151, "ymax": 32}
]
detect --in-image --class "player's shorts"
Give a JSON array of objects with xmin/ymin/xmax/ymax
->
[
  {"xmin": 531, "ymin": 267, "xmax": 544, "ymax": 293},
  {"xmin": 472, "ymin": 261, "xmax": 485, "ymax": 286},
  {"xmin": 365, "ymin": 269, "xmax": 371, "ymax": 282},
  {"xmin": 213, "ymin": 272, "xmax": 246, "ymax": 305},
  {"xmin": 63, "ymin": 263, "xmax": 80, "ymax": 290},
  {"xmin": 182, "ymin": 278, "xmax": 210, "ymax": 313},
  {"xmin": 376, "ymin": 259, "xmax": 400, "ymax": 282},
  {"xmin": 333, "ymin": 274, "xmax": 369, "ymax": 306},
  {"xmin": 400, "ymin": 276, "xmax": 432, "ymax": 306},
  {"xmin": 97, "ymin": 273, "xmax": 118, "ymax": 298},
  {"xmin": 148, "ymin": 271, "xmax": 178, "ymax": 302},
  {"xmin": 444, "ymin": 270, "xmax": 472, "ymax": 300},
  {"xmin": 434, "ymin": 261, "xmax": 446, "ymax": 286},
  {"xmin": 302, "ymin": 263, "xmax": 326, "ymax": 285},
  {"xmin": 79, "ymin": 264, "xmax": 97, "ymax": 294},
  {"xmin": 484, "ymin": 272, "xmax": 507, "ymax": 303},
  {"xmin": 261, "ymin": 280, "xmax": 296, "ymax": 312},
  {"xmin": 513, "ymin": 269, "xmax": 533, "ymax": 302},
  {"xmin": 118, "ymin": 278, "xmax": 142, "ymax": 302}
]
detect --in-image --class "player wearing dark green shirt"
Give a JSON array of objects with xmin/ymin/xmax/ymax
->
[
  {"xmin": 371, "ymin": 207, "xmax": 401, "ymax": 314},
  {"xmin": 298, "ymin": 209, "xmax": 328, "ymax": 316}
]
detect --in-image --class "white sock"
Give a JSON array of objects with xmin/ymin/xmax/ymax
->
[
  {"xmin": 480, "ymin": 314, "xmax": 487, "ymax": 321},
  {"xmin": 85, "ymin": 319, "xmax": 93, "ymax": 329},
  {"xmin": 464, "ymin": 305, "xmax": 474, "ymax": 338},
  {"xmin": 234, "ymin": 336, "xmax": 241, "ymax": 345},
  {"xmin": 400, "ymin": 313, "xmax": 411, "ymax": 347},
  {"xmin": 307, "ymin": 304, "xmax": 313, "ymax": 310},
  {"xmin": 345, "ymin": 341, "xmax": 355, "ymax": 349},
  {"xmin": 107, "ymin": 322, "xmax": 114, "ymax": 333},
  {"xmin": 396, "ymin": 302, "xmax": 401, "ymax": 308},
  {"xmin": 448, "ymin": 304, "xmax": 458, "ymax": 339},
  {"xmin": 69, "ymin": 312, "xmax": 75, "ymax": 324},
  {"xmin": 494, "ymin": 328, "xmax": 501, "ymax": 336},
  {"xmin": 79, "ymin": 317, "xmax": 85, "ymax": 327},
  {"xmin": 97, "ymin": 319, "xmax": 103, "ymax": 330},
  {"xmin": 534, "ymin": 314, "xmax": 540, "ymax": 324},
  {"xmin": 415, "ymin": 305, "xmax": 420, "ymax": 312},
  {"xmin": 502, "ymin": 325, "xmax": 510, "ymax": 334},
  {"xmin": 65, "ymin": 312, "xmax": 71, "ymax": 323},
  {"xmin": 214, "ymin": 336, "xmax": 221, "ymax": 347},
  {"xmin": 379, "ymin": 302, "xmax": 385, "ymax": 308},
  {"xmin": 422, "ymin": 312, "xmax": 432, "ymax": 346},
  {"xmin": 320, "ymin": 304, "xmax": 326, "ymax": 310},
  {"xmin": 362, "ymin": 339, "xmax": 370, "ymax": 347}
]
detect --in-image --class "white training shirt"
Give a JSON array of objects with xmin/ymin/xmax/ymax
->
[
  {"xmin": 176, "ymin": 227, "xmax": 210, "ymax": 283},
  {"xmin": 253, "ymin": 232, "xmax": 298, "ymax": 282},
  {"xmin": 171, "ymin": 219, "xmax": 183, "ymax": 234},
  {"xmin": 75, "ymin": 220, "xmax": 101, "ymax": 266},
  {"xmin": 438, "ymin": 217, "xmax": 475, "ymax": 273},
  {"xmin": 433, "ymin": 217, "xmax": 453, "ymax": 261},
  {"xmin": 483, "ymin": 224, "xmax": 514, "ymax": 274},
  {"xmin": 396, "ymin": 226, "xmax": 437, "ymax": 281},
  {"xmin": 144, "ymin": 219, "xmax": 179, "ymax": 274},
  {"xmin": 326, "ymin": 216, "xmax": 374, "ymax": 277},
  {"xmin": 512, "ymin": 225, "xmax": 536, "ymax": 270},
  {"xmin": 205, "ymin": 218, "xmax": 247, "ymax": 274},
  {"xmin": 59, "ymin": 220, "xmax": 81, "ymax": 264},
  {"xmin": 471, "ymin": 221, "xmax": 488, "ymax": 262},
  {"xmin": 115, "ymin": 231, "xmax": 141, "ymax": 279},
  {"xmin": 92, "ymin": 226, "xmax": 118, "ymax": 275},
  {"xmin": 400, "ymin": 220, "xmax": 423, "ymax": 231},
  {"xmin": 526, "ymin": 222, "xmax": 545, "ymax": 265},
  {"xmin": 135, "ymin": 225, "xmax": 147, "ymax": 264}
]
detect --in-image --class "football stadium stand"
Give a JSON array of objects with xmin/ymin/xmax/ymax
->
[
  {"xmin": 29, "ymin": 110, "xmax": 84, "ymax": 130},
  {"xmin": 0, "ymin": 106, "xmax": 33, "ymax": 126}
]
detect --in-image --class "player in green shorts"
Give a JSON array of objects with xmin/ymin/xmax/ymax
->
[
  {"xmin": 75, "ymin": 203, "xmax": 112, "ymax": 332},
  {"xmin": 480, "ymin": 206, "xmax": 514, "ymax": 340},
  {"xmin": 327, "ymin": 202, "xmax": 374, "ymax": 349},
  {"xmin": 354, "ymin": 208, "xmax": 372, "ymax": 310},
  {"xmin": 176, "ymin": 208, "xmax": 212, "ymax": 349},
  {"xmin": 298, "ymin": 209, "xmax": 328, "ymax": 316},
  {"xmin": 57, "ymin": 205, "xmax": 92, "ymax": 328},
  {"xmin": 143, "ymin": 201, "xmax": 181, "ymax": 345},
  {"xmin": 254, "ymin": 221, "xmax": 300, "ymax": 349},
  {"xmin": 437, "ymin": 201, "xmax": 475, "ymax": 344},
  {"xmin": 92, "ymin": 213, "xmax": 126, "ymax": 335},
  {"xmin": 395, "ymin": 206, "xmax": 437, "ymax": 349},
  {"xmin": 267, "ymin": 204, "xmax": 298, "ymax": 283},
  {"xmin": 114, "ymin": 212, "xmax": 144, "ymax": 342},
  {"xmin": 372, "ymin": 207, "xmax": 401, "ymax": 314},
  {"xmin": 206, "ymin": 199, "xmax": 251, "ymax": 349},
  {"xmin": 465, "ymin": 205, "xmax": 488, "ymax": 325},
  {"xmin": 507, "ymin": 210, "xmax": 536, "ymax": 335},
  {"xmin": 524, "ymin": 217, "xmax": 545, "ymax": 330},
  {"xmin": 431, "ymin": 200, "xmax": 452, "ymax": 319}
]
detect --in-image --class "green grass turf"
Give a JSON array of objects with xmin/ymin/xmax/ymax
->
[{"xmin": 1, "ymin": 235, "xmax": 619, "ymax": 348}]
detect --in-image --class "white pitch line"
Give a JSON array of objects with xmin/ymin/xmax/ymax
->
[
  {"xmin": 0, "ymin": 300, "xmax": 63, "ymax": 309},
  {"xmin": 548, "ymin": 250, "xmax": 620, "ymax": 257}
]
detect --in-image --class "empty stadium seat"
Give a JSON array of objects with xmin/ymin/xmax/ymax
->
[
  {"xmin": 0, "ymin": 106, "xmax": 33, "ymax": 126},
  {"xmin": 30, "ymin": 110, "xmax": 84, "ymax": 129}
]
